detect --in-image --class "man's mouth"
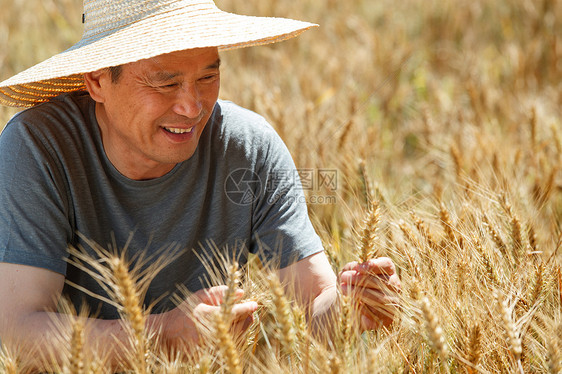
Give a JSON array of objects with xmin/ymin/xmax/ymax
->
[{"xmin": 164, "ymin": 126, "xmax": 194, "ymax": 134}]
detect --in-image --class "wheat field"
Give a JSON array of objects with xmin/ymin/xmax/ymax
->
[{"xmin": 1, "ymin": 0, "xmax": 562, "ymax": 372}]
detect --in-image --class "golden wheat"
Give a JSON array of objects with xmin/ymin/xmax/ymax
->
[{"xmin": 214, "ymin": 311, "xmax": 242, "ymax": 374}]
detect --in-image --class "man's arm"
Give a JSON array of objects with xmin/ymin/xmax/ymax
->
[
  {"xmin": 0, "ymin": 262, "xmax": 132, "ymax": 370},
  {"xmin": 277, "ymin": 251, "xmax": 338, "ymax": 332},
  {"xmin": 278, "ymin": 252, "xmax": 401, "ymax": 337},
  {"xmin": 0, "ymin": 262, "xmax": 257, "ymax": 371}
]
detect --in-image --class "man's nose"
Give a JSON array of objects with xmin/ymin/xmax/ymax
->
[{"xmin": 173, "ymin": 85, "xmax": 202, "ymax": 119}]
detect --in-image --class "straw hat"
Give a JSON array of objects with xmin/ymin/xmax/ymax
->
[{"xmin": 0, "ymin": 0, "xmax": 316, "ymax": 108}]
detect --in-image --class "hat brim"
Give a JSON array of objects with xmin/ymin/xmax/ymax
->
[{"xmin": 0, "ymin": 6, "xmax": 317, "ymax": 107}]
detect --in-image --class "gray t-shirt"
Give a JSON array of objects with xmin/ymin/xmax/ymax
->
[{"xmin": 0, "ymin": 91, "xmax": 323, "ymax": 318}]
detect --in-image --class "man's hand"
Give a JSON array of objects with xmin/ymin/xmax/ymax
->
[
  {"xmin": 339, "ymin": 257, "xmax": 401, "ymax": 330},
  {"xmin": 157, "ymin": 285, "xmax": 258, "ymax": 356}
]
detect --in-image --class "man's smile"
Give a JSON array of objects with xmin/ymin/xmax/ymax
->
[{"xmin": 164, "ymin": 126, "xmax": 194, "ymax": 134}]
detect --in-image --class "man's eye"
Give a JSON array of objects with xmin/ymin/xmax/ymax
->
[
  {"xmin": 199, "ymin": 74, "xmax": 218, "ymax": 82},
  {"xmin": 160, "ymin": 83, "xmax": 178, "ymax": 89}
]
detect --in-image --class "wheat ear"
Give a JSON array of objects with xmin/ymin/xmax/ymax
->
[
  {"xmin": 410, "ymin": 211, "xmax": 439, "ymax": 251},
  {"xmin": 466, "ymin": 323, "xmax": 481, "ymax": 374},
  {"xmin": 196, "ymin": 354, "xmax": 212, "ymax": 374},
  {"xmin": 527, "ymin": 223, "xmax": 539, "ymax": 253},
  {"xmin": 439, "ymin": 201, "xmax": 456, "ymax": 246},
  {"xmin": 359, "ymin": 199, "xmax": 381, "ymax": 262},
  {"xmin": 500, "ymin": 195, "xmax": 523, "ymax": 257},
  {"xmin": 214, "ymin": 311, "xmax": 242, "ymax": 374},
  {"xmin": 66, "ymin": 316, "xmax": 85, "ymax": 374},
  {"xmin": 87, "ymin": 359, "xmax": 105, "ymax": 374},
  {"xmin": 0, "ymin": 346, "xmax": 18, "ymax": 374},
  {"xmin": 482, "ymin": 214, "xmax": 508, "ymax": 255},
  {"xmin": 450, "ymin": 143, "xmax": 463, "ymax": 180},
  {"xmin": 108, "ymin": 256, "xmax": 149, "ymax": 374},
  {"xmin": 358, "ymin": 159, "xmax": 375, "ymax": 204},
  {"xmin": 337, "ymin": 293, "xmax": 354, "ymax": 365},
  {"xmin": 267, "ymin": 273, "xmax": 296, "ymax": 355},
  {"xmin": 221, "ymin": 261, "xmax": 241, "ymax": 317},
  {"xmin": 528, "ymin": 262, "xmax": 545, "ymax": 307},
  {"xmin": 495, "ymin": 293, "xmax": 523, "ymax": 370},
  {"xmin": 474, "ymin": 238, "xmax": 500, "ymax": 285},
  {"xmin": 328, "ymin": 352, "xmax": 342, "ymax": 374},
  {"xmin": 547, "ymin": 335, "xmax": 561, "ymax": 374},
  {"xmin": 337, "ymin": 119, "xmax": 354, "ymax": 151},
  {"xmin": 419, "ymin": 296, "xmax": 449, "ymax": 371}
]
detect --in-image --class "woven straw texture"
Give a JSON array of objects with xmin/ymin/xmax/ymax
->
[{"xmin": 0, "ymin": 0, "xmax": 316, "ymax": 107}]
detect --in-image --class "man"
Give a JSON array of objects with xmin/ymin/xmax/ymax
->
[{"xmin": 0, "ymin": 0, "xmax": 400, "ymax": 370}]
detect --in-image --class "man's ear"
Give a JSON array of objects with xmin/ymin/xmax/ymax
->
[{"xmin": 83, "ymin": 70, "xmax": 109, "ymax": 103}]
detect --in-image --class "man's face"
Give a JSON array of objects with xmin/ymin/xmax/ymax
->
[{"xmin": 91, "ymin": 47, "xmax": 221, "ymax": 180}]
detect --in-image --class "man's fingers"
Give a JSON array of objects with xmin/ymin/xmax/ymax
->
[
  {"xmin": 195, "ymin": 301, "xmax": 257, "ymax": 320},
  {"xmin": 360, "ymin": 306, "xmax": 395, "ymax": 329},
  {"xmin": 341, "ymin": 284, "xmax": 400, "ymax": 325},
  {"xmin": 340, "ymin": 272, "xmax": 401, "ymax": 293},
  {"xmin": 231, "ymin": 300, "xmax": 259, "ymax": 320},
  {"xmin": 195, "ymin": 285, "xmax": 227, "ymax": 305},
  {"xmin": 231, "ymin": 313, "xmax": 256, "ymax": 340},
  {"xmin": 339, "ymin": 258, "xmax": 398, "ymax": 281},
  {"xmin": 357, "ymin": 257, "xmax": 396, "ymax": 276},
  {"xmin": 340, "ymin": 261, "xmax": 360, "ymax": 272},
  {"xmin": 340, "ymin": 271, "xmax": 389, "ymax": 288},
  {"xmin": 341, "ymin": 283, "xmax": 399, "ymax": 305},
  {"xmin": 339, "ymin": 257, "xmax": 396, "ymax": 275},
  {"xmin": 196, "ymin": 286, "xmax": 245, "ymax": 305},
  {"xmin": 192, "ymin": 303, "xmax": 219, "ymax": 318},
  {"xmin": 193, "ymin": 300, "xmax": 258, "ymax": 326}
]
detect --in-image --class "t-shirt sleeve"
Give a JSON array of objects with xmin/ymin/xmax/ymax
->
[
  {"xmin": 0, "ymin": 117, "xmax": 72, "ymax": 275},
  {"xmin": 250, "ymin": 125, "xmax": 324, "ymax": 269}
]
